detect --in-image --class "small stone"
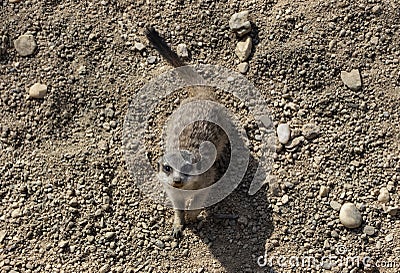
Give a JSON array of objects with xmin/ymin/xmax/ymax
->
[
  {"xmin": 147, "ymin": 56, "xmax": 156, "ymax": 64},
  {"xmin": 58, "ymin": 240, "xmax": 69, "ymax": 248},
  {"xmin": 378, "ymin": 188, "xmax": 390, "ymax": 203},
  {"xmin": 237, "ymin": 62, "xmax": 249, "ymax": 73},
  {"xmin": 235, "ymin": 36, "xmax": 252, "ymax": 61},
  {"xmin": 99, "ymin": 264, "xmax": 110, "ymax": 273},
  {"xmin": 319, "ymin": 185, "xmax": 330, "ymax": 197},
  {"xmin": 371, "ymin": 5, "xmax": 381, "ymax": 14},
  {"xmin": 155, "ymin": 239, "xmax": 164, "ymax": 248},
  {"xmin": 328, "ymin": 39, "xmax": 336, "ymax": 51},
  {"xmin": 69, "ymin": 198, "xmax": 79, "ymax": 208},
  {"xmin": 386, "ymin": 206, "xmax": 399, "ymax": 216},
  {"xmin": 182, "ymin": 249, "xmax": 189, "ymax": 256},
  {"xmin": 105, "ymin": 231, "xmax": 115, "ymax": 240},
  {"xmin": 176, "ymin": 43, "xmax": 188, "ymax": 58},
  {"xmin": 385, "ymin": 234, "xmax": 393, "ymax": 242},
  {"xmin": 281, "ymin": 194, "xmax": 289, "ymax": 204},
  {"xmin": 171, "ymin": 241, "xmax": 178, "ymax": 248},
  {"xmin": 340, "ymin": 69, "xmax": 362, "ymax": 91},
  {"xmin": 363, "ymin": 225, "xmax": 375, "ymax": 236},
  {"xmin": 29, "ymin": 83, "xmax": 47, "ymax": 99},
  {"xmin": 285, "ymin": 136, "xmax": 304, "ymax": 150},
  {"xmin": 302, "ymin": 123, "xmax": 320, "ymax": 140},
  {"xmin": 238, "ymin": 216, "xmax": 248, "ymax": 225},
  {"xmin": 0, "ymin": 230, "xmax": 6, "ymax": 243},
  {"xmin": 11, "ymin": 208, "xmax": 21, "ymax": 218},
  {"xmin": 277, "ymin": 124, "xmax": 291, "ymax": 144},
  {"xmin": 229, "ymin": 11, "xmax": 251, "ymax": 37},
  {"xmin": 14, "ymin": 34, "xmax": 37, "ymax": 56},
  {"xmin": 134, "ymin": 42, "xmax": 145, "ymax": 51},
  {"xmin": 339, "ymin": 203, "xmax": 362, "ymax": 228}
]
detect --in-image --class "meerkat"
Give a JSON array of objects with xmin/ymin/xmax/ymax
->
[{"xmin": 144, "ymin": 27, "xmax": 231, "ymax": 238}]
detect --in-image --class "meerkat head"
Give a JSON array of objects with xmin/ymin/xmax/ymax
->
[{"xmin": 157, "ymin": 150, "xmax": 201, "ymax": 189}]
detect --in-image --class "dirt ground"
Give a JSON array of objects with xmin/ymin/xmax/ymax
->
[{"xmin": 0, "ymin": 0, "xmax": 399, "ymax": 272}]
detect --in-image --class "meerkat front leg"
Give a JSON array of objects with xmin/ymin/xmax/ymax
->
[{"xmin": 172, "ymin": 209, "xmax": 185, "ymax": 238}]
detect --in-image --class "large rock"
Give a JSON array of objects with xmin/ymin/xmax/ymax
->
[
  {"xmin": 235, "ymin": 36, "xmax": 252, "ymax": 61},
  {"xmin": 340, "ymin": 69, "xmax": 362, "ymax": 91},
  {"xmin": 14, "ymin": 34, "xmax": 37, "ymax": 56},
  {"xmin": 339, "ymin": 203, "xmax": 362, "ymax": 228},
  {"xmin": 229, "ymin": 11, "xmax": 251, "ymax": 37}
]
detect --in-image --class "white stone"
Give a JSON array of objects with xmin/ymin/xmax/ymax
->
[
  {"xmin": 14, "ymin": 34, "xmax": 37, "ymax": 57},
  {"xmin": 277, "ymin": 123, "xmax": 290, "ymax": 144},
  {"xmin": 177, "ymin": 43, "xmax": 188, "ymax": 58},
  {"xmin": 235, "ymin": 36, "xmax": 252, "ymax": 61},
  {"xmin": 339, "ymin": 203, "xmax": 362, "ymax": 228},
  {"xmin": 237, "ymin": 62, "xmax": 249, "ymax": 73},
  {"xmin": 340, "ymin": 69, "xmax": 362, "ymax": 91},
  {"xmin": 134, "ymin": 42, "xmax": 145, "ymax": 51},
  {"xmin": 229, "ymin": 11, "xmax": 251, "ymax": 37},
  {"xmin": 378, "ymin": 188, "xmax": 390, "ymax": 203},
  {"xmin": 29, "ymin": 83, "xmax": 47, "ymax": 99}
]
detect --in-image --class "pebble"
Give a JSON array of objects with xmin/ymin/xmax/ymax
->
[
  {"xmin": 302, "ymin": 123, "xmax": 320, "ymax": 140},
  {"xmin": 237, "ymin": 62, "xmax": 249, "ymax": 73},
  {"xmin": 0, "ymin": 230, "xmax": 6, "ymax": 243},
  {"xmin": 29, "ymin": 83, "xmax": 47, "ymax": 99},
  {"xmin": 134, "ymin": 42, "xmax": 145, "ymax": 51},
  {"xmin": 330, "ymin": 201, "xmax": 342, "ymax": 211},
  {"xmin": 11, "ymin": 208, "xmax": 21, "ymax": 218},
  {"xmin": 229, "ymin": 11, "xmax": 251, "ymax": 37},
  {"xmin": 14, "ymin": 34, "xmax": 37, "ymax": 56},
  {"xmin": 147, "ymin": 56, "xmax": 156, "ymax": 64},
  {"xmin": 99, "ymin": 264, "xmax": 110, "ymax": 273},
  {"xmin": 235, "ymin": 36, "xmax": 252, "ymax": 61},
  {"xmin": 339, "ymin": 203, "xmax": 362, "ymax": 228},
  {"xmin": 285, "ymin": 136, "xmax": 304, "ymax": 150},
  {"xmin": 69, "ymin": 198, "xmax": 79, "ymax": 208},
  {"xmin": 58, "ymin": 240, "xmax": 69, "ymax": 248},
  {"xmin": 363, "ymin": 225, "xmax": 375, "ymax": 236},
  {"xmin": 281, "ymin": 194, "xmax": 289, "ymax": 204},
  {"xmin": 377, "ymin": 188, "xmax": 390, "ymax": 203},
  {"xmin": 386, "ymin": 206, "xmax": 399, "ymax": 216},
  {"xmin": 319, "ymin": 185, "xmax": 330, "ymax": 197},
  {"xmin": 176, "ymin": 43, "xmax": 188, "ymax": 58},
  {"xmin": 371, "ymin": 5, "xmax": 381, "ymax": 14},
  {"xmin": 385, "ymin": 234, "xmax": 393, "ymax": 242},
  {"xmin": 340, "ymin": 69, "xmax": 362, "ymax": 91},
  {"xmin": 155, "ymin": 239, "xmax": 164, "ymax": 248},
  {"xmin": 276, "ymin": 123, "xmax": 290, "ymax": 144},
  {"xmin": 105, "ymin": 231, "xmax": 115, "ymax": 240},
  {"xmin": 182, "ymin": 249, "xmax": 189, "ymax": 256}
]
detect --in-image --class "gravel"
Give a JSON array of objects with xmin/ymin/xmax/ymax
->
[
  {"xmin": 235, "ymin": 36, "xmax": 252, "ymax": 62},
  {"xmin": 339, "ymin": 203, "xmax": 362, "ymax": 229},
  {"xmin": 0, "ymin": 1, "xmax": 399, "ymax": 272},
  {"xmin": 276, "ymin": 123, "xmax": 291, "ymax": 144},
  {"xmin": 28, "ymin": 83, "xmax": 47, "ymax": 99}
]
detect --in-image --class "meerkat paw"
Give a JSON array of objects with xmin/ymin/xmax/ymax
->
[{"xmin": 172, "ymin": 224, "xmax": 183, "ymax": 238}]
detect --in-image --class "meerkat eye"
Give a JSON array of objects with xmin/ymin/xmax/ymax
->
[{"xmin": 163, "ymin": 165, "xmax": 172, "ymax": 173}]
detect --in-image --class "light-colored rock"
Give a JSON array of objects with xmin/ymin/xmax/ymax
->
[
  {"xmin": 319, "ymin": 185, "xmax": 330, "ymax": 197},
  {"xmin": 340, "ymin": 69, "xmax": 362, "ymax": 91},
  {"xmin": 134, "ymin": 42, "xmax": 145, "ymax": 51},
  {"xmin": 11, "ymin": 208, "xmax": 22, "ymax": 218},
  {"xmin": 29, "ymin": 83, "xmax": 47, "ymax": 99},
  {"xmin": 378, "ymin": 188, "xmax": 390, "ymax": 203},
  {"xmin": 177, "ymin": 43, "xmax": 188, "ymax": 58},
  {"xmin": 237, "ymin": 62, "xmax": 249, "ymax": 73},
  {"xmin": 363, "ymin": 225, "xmax": 375, "ymax": 236},
  {"xmin": 0, "ymin": 230, "xmax": 6, "ymax": 243},
  {"xmin": 235, "ymin": 36, "xmax": 252, "ymax": 61},
  {"xmin": 276, "ymin": 123, "xmax": 290, "ymax": 144},
  {"xmin": 229, "ymin": 11, "xmax": 251, "ymax": 37},
  {"xmin": 302, "ymin": 123, "xmax": 320, "ymax": 140},
  {"xmin": 330, "ymin": 201, "xmax": 342, "ymax": 211},
  {"xmin": 339, "ymin": 203, "xmax": 362, "ymax": 228},
  {"xmin": 14, "ymin": 34, "xmax": 37, "ymax": 56}
]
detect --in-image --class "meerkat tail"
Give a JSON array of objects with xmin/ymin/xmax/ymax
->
[{"xmin": 144, "ymin": 26, "xmax": 185, "ymax": 68}]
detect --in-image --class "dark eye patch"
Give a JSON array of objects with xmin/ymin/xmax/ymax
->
[{"xmin": 163, "ymin": 165, "xmax": 172, "ymax": 173}]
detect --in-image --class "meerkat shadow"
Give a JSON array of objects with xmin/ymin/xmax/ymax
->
[{"xmin": 187, "ymin": 153, "xmax": 275, "ymax": 273}]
